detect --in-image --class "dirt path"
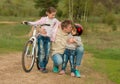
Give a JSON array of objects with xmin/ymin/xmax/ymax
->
[
  {"xmin": 0, "ymin": 21, "xmax": 18, "ymax": 24},
  {"xmin": 0, "ymin": 52, "xmax": 115, "ymax": 84}
]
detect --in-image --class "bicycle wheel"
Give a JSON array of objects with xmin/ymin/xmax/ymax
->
[
  {"xmin": 22, "ymin": 40, "xmax": 35, "ymax": 72},
  {"xmin": 35, "ymin": 44, "xmax": 41, "ymax": 70}
]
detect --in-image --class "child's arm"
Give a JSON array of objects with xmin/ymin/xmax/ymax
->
[
  {"xmin": 23, "ymin": 17, "xmax": 46, "ymax": 26},
  {"xmin": 73, "ymin": 37, "xmax": 83, "ymax": 46}
]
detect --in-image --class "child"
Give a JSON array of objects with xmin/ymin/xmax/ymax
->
[
  {"xmin": 23, "ymin": 7, "xmax": 60, "ymax": 73},
  {"xmin": 59, "ymin": 24, "xmax": 83, "ymax": 77}
]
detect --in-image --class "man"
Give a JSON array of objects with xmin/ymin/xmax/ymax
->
[{"xmin": 51, "ymin": 20, "xmax": 84, "ymax": 77}]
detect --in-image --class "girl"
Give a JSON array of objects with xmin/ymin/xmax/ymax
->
[
  {"xmin": 23, "ymin": 7, "xmax": 60, "ymax": 73},
  {"xmin": 59, "ymin": 24, "xmax": 83, "ymax": 77}
]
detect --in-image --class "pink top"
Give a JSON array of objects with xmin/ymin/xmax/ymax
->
[{"xmin": 28, "ymin": 16, "xmax": 60, "ymax": 41}]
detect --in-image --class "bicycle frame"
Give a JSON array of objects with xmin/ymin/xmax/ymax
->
[{"xmin": 29, "ymin": 26, "xmax": 37, "ymax": 56}]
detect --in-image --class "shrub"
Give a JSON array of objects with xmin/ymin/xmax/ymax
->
[{"xmin": 103, "ymin": 13, "xmax": 115, "ymax": 25}]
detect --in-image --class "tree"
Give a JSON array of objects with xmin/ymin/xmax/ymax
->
[
  {"xmin": 57, "ymin": 0, "xmax": 93, "ymax": 22},
  {"xmin": 34, "ymin": 0, "xmax": 59, "ymax": 16}
]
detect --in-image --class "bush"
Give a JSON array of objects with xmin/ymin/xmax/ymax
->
[
  {"xmin": 111, "ymin": 23, "xmax": 117, "ymax": 31},
  {"xmin": 103, "ymin": 13, "xmax": 115, "ymax": 25},
  {"xmin": 92, "ymin": 2, "xmax": 107, "ymax": 16}
]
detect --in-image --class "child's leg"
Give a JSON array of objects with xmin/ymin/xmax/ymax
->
[
  {"xmin": 59, "ymin": 49, "xmax": 69, "ymax": 74},
  {"xmin": 37, "ymin": 36, "xmax": 45, "ymax": 68},
  {"xmin": 74, "ymin": 46, "xmax": 84, "ymax": 77},
  {"xmin": 69, "ymin": 50, "xmax": 75, "ymax": 76},
  {"xmin": 43, "ymin": 37, "xmax": 51, "ymax": 68},
  {"xmin": 61, "ymin": 49, "xmax": 69, "ymax": 71},
  {"xmin": 75, "ymin": 46, "xmax": 84, "ymax": 69}
]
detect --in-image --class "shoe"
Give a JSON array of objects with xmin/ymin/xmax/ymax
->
[
  {"xmin": 53, "ymin": 66, "xmax": 59, "ymax": 73},
  {"xmin": 59, "ymin": 70, "xmax": 65, "ymax": 75},
  {"xmin": 74, "ymin": 70, "xmax": 81, "ymax": 78},
  {"xmin": 71, "ymin": 72, "xmax": 75, "ymax": 77},
  {"xmin": 39, "ymin": 68, "xmax": 48, "ymax": 73}
]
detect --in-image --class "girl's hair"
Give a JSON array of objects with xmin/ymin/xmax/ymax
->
[
  {"xmin": 46, "ymin": 7, "xmax": 57, "ymax": 14},
  {"xmin": 74, "ymin": 24, "xmax": 83, "ymax": 36},
  {"xmin": 61, "ymin": 20, "xmax": 72, "ymax": 30}
]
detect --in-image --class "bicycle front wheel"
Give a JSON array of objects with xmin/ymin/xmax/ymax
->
[{"xmin": 22, "ymin": 40, "xmax": 35, "ymax": 72}]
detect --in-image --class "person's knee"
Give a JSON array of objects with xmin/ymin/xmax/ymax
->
[{"xmin": 52, "ymin": 54, "xmax": 63, "ymax": 66}]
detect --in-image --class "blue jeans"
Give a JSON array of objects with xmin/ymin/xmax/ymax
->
[
  {"xmin": 52, "ymin": 46, "xmax": 84, "ymax": 67},
  {"xmin": 62, "ymin": 49, "xmax": 75, "ymax": 72},
  {"xmin": 52, "ymin": 54, "xmax": 63, "ymax": 66},
  {"xmin": 37, "ymin": 35, "xmax": 50, "ymax": 68},
  {"xmin": 75, "ymin": 46, "xmax": 84, "ymax": 66}
]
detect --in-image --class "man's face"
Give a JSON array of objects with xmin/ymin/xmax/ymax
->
[{"xmin": 64, "ymin": 24, "xmax": 72, "ymax": 33}]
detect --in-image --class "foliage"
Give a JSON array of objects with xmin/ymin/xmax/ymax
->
[
  {"xmin": 103, "ymin": 12, "xmax": 115, "ymax": 25},
  {"xmin": 34, "ymin": 0, "xmax": 59, "ymax": 16},
  {"xmin": 0, "ymin": 0, "xmax": 39, "ymax": 17},
  {"xmin": 92, "ymin": 2, "xmax": 107, "ymax": 16},
  {"xmin": 57, "ymin": 0, "xmax": 93, "ymax": 21}
]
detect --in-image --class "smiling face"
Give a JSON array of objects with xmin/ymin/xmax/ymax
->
[{"xmin": 46, "ymin": 12, "xmax": 56, "ymax": 19}]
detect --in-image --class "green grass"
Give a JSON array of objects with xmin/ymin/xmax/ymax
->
[
  {"xmin": 0, "ymin": 16, "xmax": 38, "ymax": 22},
  {"xmin": 0, "ymin": 23, "xmax": 30, "ymax": 53},
  {"xmin": 83, "ymin": 29, "xmax": 120, "ymax": 84},
  {"xmin": 0, "ymin": 16, "xmax": 120, "ymax": 83}
]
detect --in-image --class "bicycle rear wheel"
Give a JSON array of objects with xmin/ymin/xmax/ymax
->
[{"xmin": 22, "ymin": 40, "xmax": 35, "ymax": 72}]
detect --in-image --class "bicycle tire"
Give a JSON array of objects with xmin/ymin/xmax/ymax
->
[
  {"xmin": 35, "ymin": 44, "xmax": 41, "ymax": 70},
  {"xmin": 22, "ymin": 40, "xmax": 35, "ymax": 72},
  {"xmin": 36, "ymin": 57, "xmax": 40, "ymax": 70}
]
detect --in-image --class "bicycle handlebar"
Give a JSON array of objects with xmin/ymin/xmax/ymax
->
[
  {"xmin": 21, "ymin": 21, "xmax": 50, "ymax": 27},
  {"xmin": 40, "ymin": 24, "xmax": 50, "ymax": 26}
]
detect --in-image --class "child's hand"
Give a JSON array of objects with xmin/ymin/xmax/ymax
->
[
  {"xmin": 67, "ymin": 38, "xmax": 76, "ymax": 44},
  {"xmin": 22, "ymin": 21, "xmax": 28, "ymax": 25},
  {"xmin": 39, "ymin": 28, "xmax": 47, "ymax": 35},
  {"xmin": 72, "ymin": 38, "xmax": 77, "ymax": 42}
]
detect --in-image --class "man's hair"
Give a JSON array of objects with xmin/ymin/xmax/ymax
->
[
  {"xmin": 61, "ymin": 20, "xmax": 72, "ymax": 30},
  {"xmin": 46, "ymin": 7, "xmax": 57, "ymax": 14}
]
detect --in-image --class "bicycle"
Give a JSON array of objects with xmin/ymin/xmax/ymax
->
[{"xmin": 21, "ymin": 22, "xmax": 50, "ymax": 72}]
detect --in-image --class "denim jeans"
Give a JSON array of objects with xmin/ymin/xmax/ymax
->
[
  {"xmin": 52, "ymin": 54, "xmax": 63, "ymax": 66},
  {"xmin": 37, "ymin": 35, "xmax": 50, "ymax": 68},
  {"xmin": 51, "ymin": 46, "xmax": 84, "ymax": 68},
  {"xmin": 75, "ymin": 46, "xmax": 84, "ymax": 66},
  {"xmin": 62, "ymin": 49, "xmax": 75, "ymax": 72}
]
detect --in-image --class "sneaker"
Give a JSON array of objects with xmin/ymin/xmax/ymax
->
[
  {"xmin": 74, "ymin": 70, "xmax": 81, "ymax": 78},
  {"xmin": 39, "ymin": 68, "xmax": 48, "ymax": 73},
  {"xmin": 71, "ymin": 72, "xmax": 75, "ymax": 77},
  {"xmin": 53, "ymin": 66, "xmax": 59, "ymax": 73},
  {"xmin": 59, "ymin": 70, "xmax": 65, "ymax": 75}
]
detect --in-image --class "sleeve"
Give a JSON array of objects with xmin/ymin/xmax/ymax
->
[
  {"xmin": 50, "ymin": 18, "xmax": 61, "ymax": 41},
  {"xmin": 75, "ymin": 36, "xmax": 83, "ymax": 46},
  {"xmin": 27, "ymin": 17, "xmax": 46, "ymax": 26}
]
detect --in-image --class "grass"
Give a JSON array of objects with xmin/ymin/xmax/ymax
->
[
  {"xmin": 0, "ymin": 16, "xmax": 120, "ymax": 83},
  {"xmin": 82, "ymin": 24, "xmax": 120, "ymax": 84},
  {"xmin": 0, "ymin": 16, "xmax": 39, "ymax": 22},
  {"xmin": 0, "ymin": 23, "xmax": 30, "ymax": 54}
]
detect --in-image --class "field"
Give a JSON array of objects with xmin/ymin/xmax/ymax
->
[{"xmin": 0, "ymin": 16, "xmax": 120, "ymax": 84}]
